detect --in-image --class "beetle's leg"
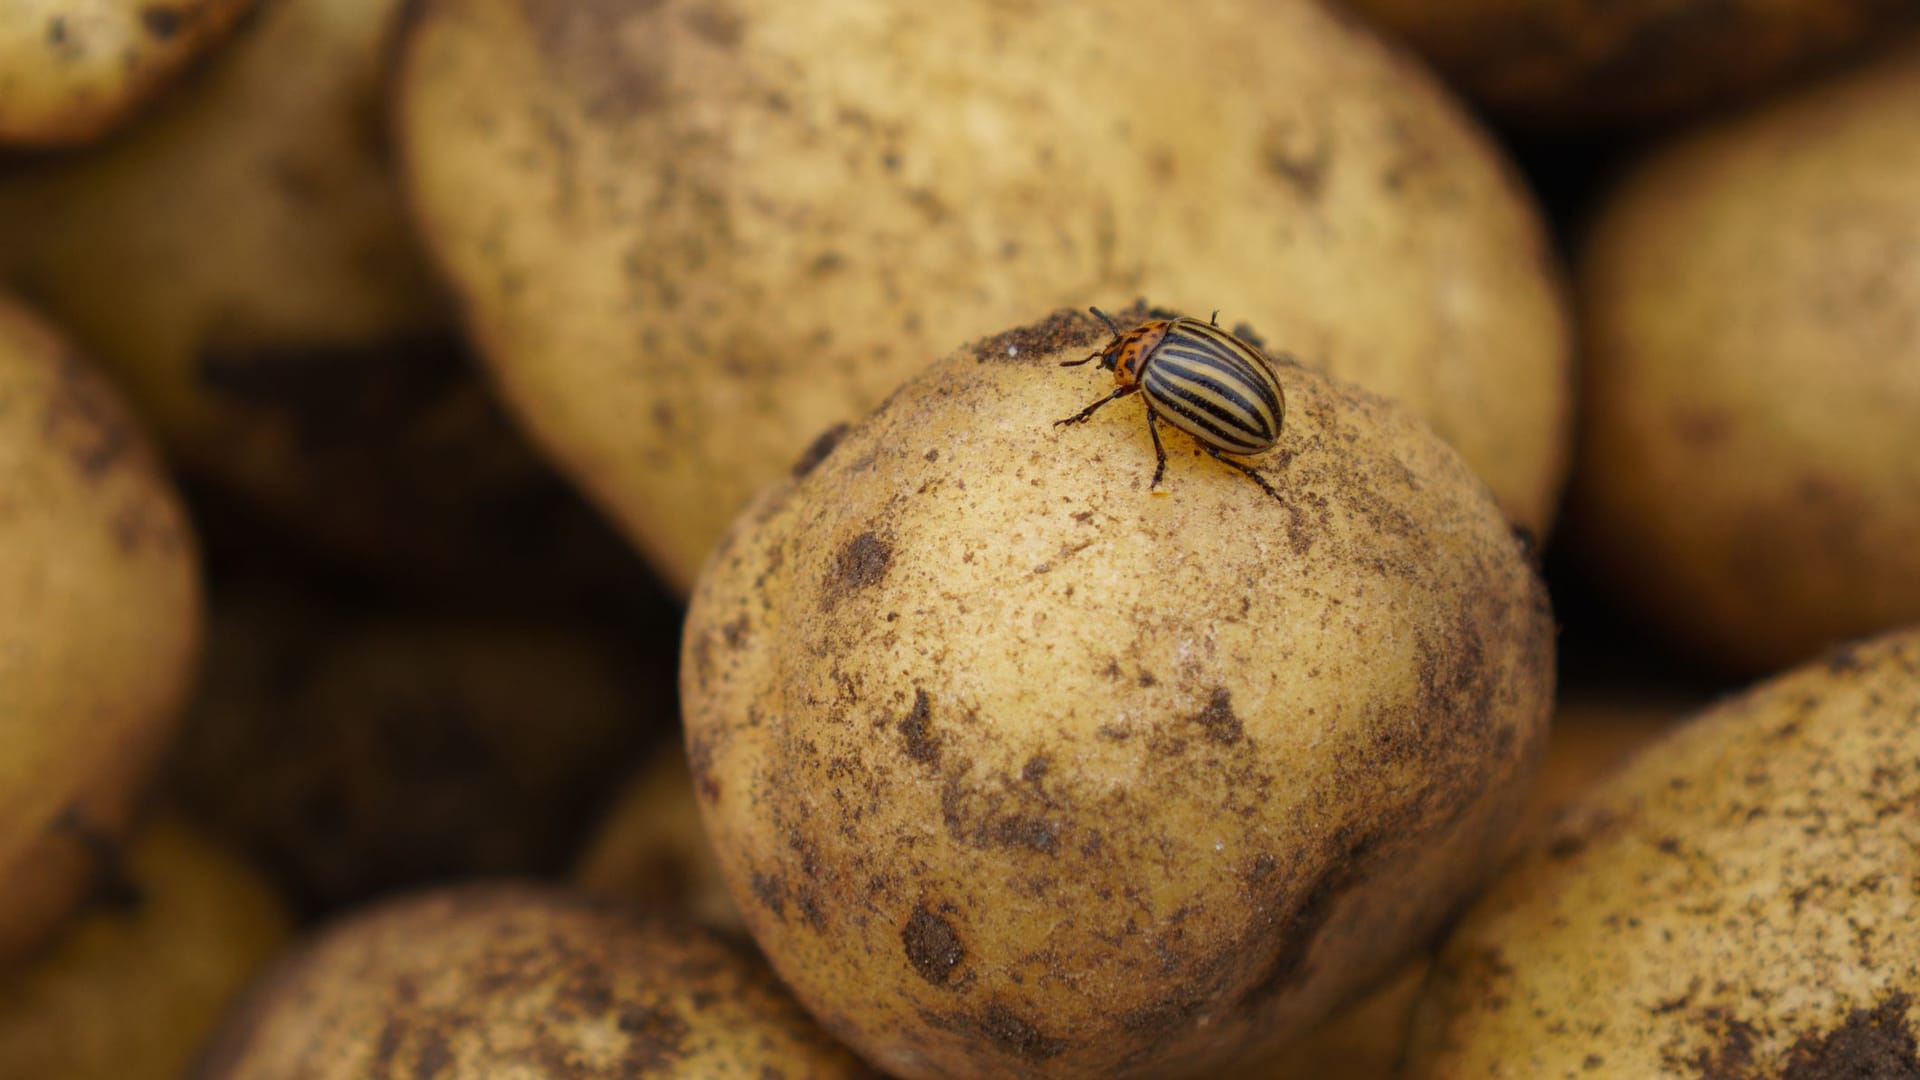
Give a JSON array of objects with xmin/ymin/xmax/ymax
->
[
  {"xmin": 1058, "ymin": 348, "xmax": 1104, "ymax": 368},
  {"xmin": 1202, "ymin": 445, "xmax": 1283, "ymax": 504},
  {"xmin": 1055, "ymin": 385, "xmax": 1134, "ymax": 427},
  {"xmin": 1209, "ymin": 310, "xmax": 1220, "ymax": 327},
  {"xmin": 1146, "ymin": 405, "xmax": 1169, "ymax": 490}
]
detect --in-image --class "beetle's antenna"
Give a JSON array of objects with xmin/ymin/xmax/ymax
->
[{"xmin": 1089, "ymin": 307, "xmax": 1122, "ymax": 339}]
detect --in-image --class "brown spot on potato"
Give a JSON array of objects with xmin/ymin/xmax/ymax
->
[
  {"xmin": 991, "ymin": 817, "xmax": 1057, "ymax": 855},
  {"xmin": 751, "ymin": 872, "xmax": 786, "ymax": 918},
  {"xmin": 898, "ymin": 689, "xmax": 940, "ymax": 765},
  {"xmin": 1261, "ymin": 118, "xmax": 1331, "ymax": 201},
  {"xmin": 1190, "ymin": 688, "xmax": 1243, "ymax": 745},
  {"xmin": 141, "ymin": 5, "xmax": 183, "ymax": 37},
  {"xmin": 416, "ymin": 1030, "xmax": 452, "ymax": 1077},
  {"xmin": 967, "ymin": 306, "xmax": 1105, "ymax": 364},
  {"xmin": 791, "ymin": 422, "xmax": 851, "ymax": 478},
  {"xmin": 930, "ymin": 1003, "xmax": 1068, "ymax": 1064},
  {"xmin": 826, "ymin": 531, "xmax": 892, "ymax": 602},
  {"xmin": 42, "ymin": 354, "xmax": 135, "ymax": 481},
  {"xmin": 520, "ymin": 0, "xmax": 669, "ymax": 118},
  {"xmin": 1685, "ymin": 1007, "xmax": 1761, "ymax": 1080},
  {"xmin": 682, "ymin": 4, "xmax": 743, "ymax": 47},
  {"xmin": 903, "ymin": 904, "xmax": 965, "ymax": 987},
  {"xmin": 1781, "ymin": 993, "xmax": 1919, "ymax": 1079}
]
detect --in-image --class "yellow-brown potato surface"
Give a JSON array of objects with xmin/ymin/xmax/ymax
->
[
  {"xmin": 191, "ymin": 883, "xmax": 879, "ymax": 1078},
  {"xmin": 1571, "ymin": 40, "xmax": 1920, "ymax": 676},
  {"xmin": 0, "ymin": 817, "xmax": 291, "ymax": 1080},
  {"xmin": 0, "ymin": 293, "xmax": 201, "ymax": 960},
  {"xmin": 0, "ymin": 0, "xmax": 639, "ymax": 594},
  {"xmin": 1405, "ymin": 628, "xmax": 1920, "ymax": 1077},
  {"xmin": 0, "ymin": 0, "xmax": 251, "ymax": 145},
  {"xmin": 398, "ymin": 0, "xmax": 1570, "ymax": 593},
  {"xmin": 1340, "ymin": 0, "xmax": 1920, "ymax": 128},
  {"xmin": 683, "ymin": 306, "xmax": 1554, "ymax": 1078}
]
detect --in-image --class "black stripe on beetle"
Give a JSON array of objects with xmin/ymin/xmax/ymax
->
[{"xmin": 1055, "ymin": 308, "xmax": 1288, "ymax": 502}]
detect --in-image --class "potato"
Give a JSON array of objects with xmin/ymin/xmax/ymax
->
[
  {"xmin": 1405, "ymin": 627, "xmax": 1920, "ymax": 1077},
  {"xmin": 0, "ymin": 816, "xmax": 290, "ymax": 1080},
  {"xmin": 0, "ymin": 0, "xmax": 640, "ymax": 595},
  {"xmin": 1569, "ymin": 40, "xmax": 1920, "ymax": 676},
  {"xmin": 1338, "ymin": 1, "xmax": 1920, "ymax": 129},
  {"xmin": 0, "ymin": 0, "xmax": 251, "ymax": 146},
  {"xmin": 574, "ymin": 746, "xmax": 744, "ymax": 933},
  {"xmin": 396, "ymin": 0, "xmax": 1571, "ymax": 594},
  {"xmin": 192, "ymin": 883, "xmax": 878, "ymax": 1078},
  {"xmin": 1231, "ymin": 690, "xmax": 1689, "ymax": 1078},
  {"xmin": 0, "ymin": 293, "xmax": 201, "ymax": 960},
  {"xmin": 681, "ymin": 305, "xmax": 1554, "ymax": 1077},
  {"xmin": 168, "ymin": 584, "xmax": 663, "ymax": 913}
]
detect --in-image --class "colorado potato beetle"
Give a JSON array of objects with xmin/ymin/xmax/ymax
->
[{"xmin": 1056, "ymin": 308, "xmax": 1287, "ymax": 501}]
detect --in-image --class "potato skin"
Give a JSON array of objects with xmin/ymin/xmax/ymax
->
[
  {"xmin": 0, "ymin": 294, "xmax": 201, "ymax": 961},
  {"xmin": 0, "ymin": 0, "xmax": 252, "ymax": 146},
  {"xmin": 397, "ymin": 0, "xmax": 1570, "ymax": 593},
  {"xmin": 1405, "ymin": 628, "xmax": 1920, "ymax": 1077},
  {"xmin": 1341, "ymin": 0, "xmax": 1920, "ymax": 128},
  {"xmin": 1570, "ymin": 41, "xmax": 1920, "ymax": 676},
  {"xmin": 682, "ymin": 306, "xmax": 1554, "ymax": 1078},
  {"xmin": 0, "ymin": 818, "xmax": 291, "ymax": 1080},
  {"xmin": 192, "ymin": 884, "xmax": 878, "ymax": 1079},
  {"xmin": 0, "ymin": 0, "xmax": 638, "ymax": 595}
]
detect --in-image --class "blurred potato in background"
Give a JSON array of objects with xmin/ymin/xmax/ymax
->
[
  {"xmin": 0, "ymin": 0, "xmax": 646, "ymax": 599},
  {"xmin": 1337, "ymin": 0, "xmax": 1920, "ymax": 130},
  {"xmin": 1570, "ymin": 38, "xmax": 1920, "ymax": 676},
  {"xmin": 0, "ymin": 293, "xmax": 201, "ymax": 962},
  {"xmin": 0, "ymin": 818, "xmax": 290, "ymax": 1080}
]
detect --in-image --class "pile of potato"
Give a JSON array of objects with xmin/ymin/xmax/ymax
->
[{"xmin": 1, "ymin": 0, "xmax": 1915, "ymax": 1076}]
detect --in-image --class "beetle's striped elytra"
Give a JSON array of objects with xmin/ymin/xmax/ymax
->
[{"xmin": 1056, "ymin": 307, "xmax": 1287, "ymax": 501}]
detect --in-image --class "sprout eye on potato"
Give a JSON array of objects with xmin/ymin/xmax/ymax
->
[{"xmin": 683, "ymin": 304, "xmax": 1554, "ymax": 1078}]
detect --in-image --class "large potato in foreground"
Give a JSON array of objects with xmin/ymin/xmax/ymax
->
[
  {"xmin": 398, "ymin": 0, "xmax": 1570, "ymax": 592},
  {"xmin": 170, "ymin": 585, "xmax": 661, "ymax": 913},
  {"xmin": 0, "ymin": 294, "xmax": 201, "ymax": 960},
  {"xmin": 0, "ymin": 0, "xmax": 251, "ymax": 146},
  {"xmin": 1570, "ymin": 40, "xmax": 1920, "ymax": 676},
  {"xmin": 1339, "ymin": 0, "xmax": 1920, "ymax": 129},
  {"xmin": 193, "ymin": 884, "xmax": 877, "ymax": 1078},
  {"xmin": 1406, "ymin": 628, "xmax": 1920, "ymax": 1077},
  {"xmin": 0, "ymin": 817, "xmax": 290, "ymax": 1080},
  {"xmin": 0, "ymin": 0, "xmax": 638, "ymax": 594},
  {"xmin": 683, "ymin": 306, "xmax": 1554, "ymax": 1078}
]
